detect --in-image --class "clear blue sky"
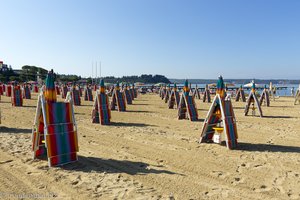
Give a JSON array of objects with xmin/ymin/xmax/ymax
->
[{"xmin": 1, "ymin": 0, "xmax": 300, "ymax": 79}]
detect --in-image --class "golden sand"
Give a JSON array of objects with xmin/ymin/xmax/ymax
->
[{"xmin": 0, "ymin": 93, "xmax": 299, "ymax": 199}]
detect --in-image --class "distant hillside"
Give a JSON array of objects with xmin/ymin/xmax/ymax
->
[{"xmin": 169, "ymin": 78, "xmax": 300, "ymax": 85}]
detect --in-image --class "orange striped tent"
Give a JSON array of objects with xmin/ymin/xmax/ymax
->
[
  {"xmin": 110, "ymin": 82, "xmax": 126, "ymax": 111},
  {"xmin": 200, "ymin": 76, "xmax": 238, "ymax": 149},
  {"xmin": 32, "ymin": 70, "xmax": 79, "ymax": 167},
  {"xmin": 178, "ymin": 80, "xmax": 198, "ymax": 121},
  {"xmin": 92, "ymin": 79, "xmax": 111, "ymax": 125}
]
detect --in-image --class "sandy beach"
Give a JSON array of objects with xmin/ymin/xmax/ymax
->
[{"xmin": 0, "ymin": 92, "xmax": 300, "ymax": 200}]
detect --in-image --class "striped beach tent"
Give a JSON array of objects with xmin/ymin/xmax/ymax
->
[
  {"xmin": 235, "ymin": 85, "xmax": 246, "ymax": 102},
  {"xmin": 61, "ymin": 85, "xmax": 68, "ymax": 99},
  {"xmin": 55, "ymin": 84, "xmax": 61, "ymax": 95},
  {"xmin": 199, "ymin": 75, "xmax": 238, "ymax": 149},
  {"xmin": 93, "ymin": 84, "xmax": 97, "ymax": 91},
  {"xmin": 168, "ymin": 83, "xmax": 180, "ymax": 109},
  {"xmin": 203, "ymin": 84, "xmax": 211, "ymax": 103},
  {"xmin": 6, "ymin": 85, "xmax": 12, "ymax": 97},
  {"xmin": 178, "ymin": 80, "xmax": 198, "ymax": 121},
  {"xmin": 164, "ymin": 84, "xmax": 171, "ymax": 103},
  {"xmin": 32, "ymin": 70, "xmax": 79, "ymax": 167},
  {"xmin": 192, "ymin": 84, "xmax": 201, "ymax": 100},
  {"xmin": 92, "ymin": 79, "xmax": 111, "ymax": 125},
  {"xmin": 32, "ymin": 84, "xmax": 39, "ymax": 93},
  {"xmin": 244, "ymin": 81, "xmax": 263, "ymax": 117},
  {"xmin": 259, "ymin": 85, "xmax": 270, "ymax": 107},
  {"xmin": 108, "ymin": 85, "xmax": 114, "ymax": 97},
  {"xmin": 160, "ymin": 85, "xmax": 167, "ymax": 100},
  {"xmin": 132, "ymin": 83, "xmax": 137, "ymax": 98},
  {"xmin": 78, "ymin": 85, "xmax": 82, "ymax": 97},
  {"xmin": 123, "ymin": 84, "xmax": 133, "ymax": 105},
  {"xmin": 110, "ymin": 82, "xmax": 126, "ymax": 111},
  {"xmin": 129, "ymin": 84, "xmax": 135, "ymax": 101},
  {"xmin": 66, "ymin": 85, "xmax": 81, "ymax": 106},
  {"xmin": 0, "ymin": 84, "xmax": 3, "ymax": 95},
  {"xmin": 84, "ymin": 85, "xmax": 93, "ymax": 101},
  {"xmin": 23, "ymin": 84, "xmax": 31, "ymax": 99},
  {"xmin": 11, "ymin": 85, "xmax": 23, "ymax": 106}
]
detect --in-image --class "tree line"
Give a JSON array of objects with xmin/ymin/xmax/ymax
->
[{"xmin": 0, "ymin": 65, "xmax": 170, "ymax": 84}]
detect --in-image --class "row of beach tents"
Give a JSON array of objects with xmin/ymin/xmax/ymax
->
[{"xmin": 1, "ymin": 70, "xmax": 300, "ymax": 168}]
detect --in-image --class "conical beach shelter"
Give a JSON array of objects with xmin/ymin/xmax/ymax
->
[
  {"xmin": 6, "ymin": 84, "xmax": 12, "ymax": 97},
  {"xmin": 199, "ymin": 76, "xmax": 238, "ymax": 149},
  {"xmin": 235, "ymin": 85, "xmax": 246, "ymax": 102},
  {"xmin": 33, "ymin": 84, "xmax": 39, "ymax": 93},
  {"xmin": 259, "ymin": 85, "xmax": 270, "ymax": 107},
  {"xmin": 11, "ymin": 85, "xmax": 23, "ymax": 106},
  {"xmin": 66, "ymin": 85, "xmax": 81, "ymax": 106},
  {"xmin": 178, "ymin": 80, "xmax": 198, "ymax": 121},
  {"xmin": 55, "ymin": 84, "xmax": 61, "ymax": 95},
  {"xmin": 23, "ymin": 84, "xmax": 31, "ymax": 99},
  {"xmin": 244, "ymin": 81, "xmax": 263, "ymax": 117},
  {"xmin": 203, "ymin": 84, "xmax": 211, "ymax": 103},
  {"xmin": 160, "ymin": 85, "xmax": 167, "ymax": 100},
  {"xmin": 108, "ymin": 85, "xmax": 114, "ymax": 97},
  {"xmin": 61, "ymin": 85, "xmax": 68, "ymax": 99},
  {"xmin": 92, "ymin": 79, "xmax": 111, "ymax": 125},
  {"xmin": 294, "ymin": 84, "xmax": 300, "ymax": 105},
  {"xmin": 123, "ymin": 84, "xmax": 133, "ymax": 105},
  {"xmin": 168, "ymin": 83, "xmax": 180, "ymax": 109},
  {"xmin": 0, "ymin": 84, "xmax": 3, "ymax": 95},
  {"xmin": 164, "ymin": 84, "xmax": 171, "ymax": 103},
  {"xmin": 84, "ymin": 85, "xmax": 93, "ymax": 101},
  {"xmin": 132, "ymin": 83, "xmax": 137, "ymax": 98},
  {"xmin": 192, "ymin": 84, "xmax": 201, "ymax": 99},
  {"xmin": 32, "ymin": 70, "xmax": 79, "ymax": 167},
  {"xmin": 110, "ymin": 82, "xmax": 126, "ymax": 111},
  {"xmin": 129, "ymin": 84, "xmax": 135, "ymax": 101}
]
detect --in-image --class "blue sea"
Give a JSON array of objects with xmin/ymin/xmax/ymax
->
[{"xmin": 176, "ymin": 83, "xmax": 300, "ymax": 97}]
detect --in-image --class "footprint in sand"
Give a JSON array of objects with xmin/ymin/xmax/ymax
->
[
  {"xmin": 205, "ymin": 187, "xmax": 230, "ymax": 198},
  {"xmin": 231, "ymin": 177, "xmax": 244, "ymax": 186},
  {"xmin": 287, "ymin": 190, "xmax": 300, "ymax": 200},
  {"xmin": 253, "ymin": 185, "xmax": 271, "ymax": 193},
  {"xmin": 88, "ymin": 140, "xmax": 99, "ymax": 145},
  {"xmin": 211, "ymin": 171, "xmax": 230, "ymax": 179}
]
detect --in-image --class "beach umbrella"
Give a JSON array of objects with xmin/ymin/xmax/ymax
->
[
  {"xmin": 244, "ymin": 82, "xmax": 262, "ymax": 88},
  {"xmin": 44, "ymin": 69, "xmax": 57, "ymax": 102}
]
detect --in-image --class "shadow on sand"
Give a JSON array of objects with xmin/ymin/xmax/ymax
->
[
  {"xmin": 131, "ymin": 103, "xmax": 150, "ymax": 106},
  {"xmin": 0, "ymin": 126, "xmax": 32, "ymax": 134},
  {"xmin": 126, "ymin": 110, "xmax": 153, "ymax": 113},
  {"xmin": 263, "ymin": 115, "xmax": 292, "ymax": 119},
  {"xmin": 22, "ymin": 105, "xmax": 36, "ymax": 108},
  {"xmin": 236, "ymin": 142, "xmax": 300, "ymax": 153},
  {"xmin": 62, "ymin": 156, "xmax": 179, "ymax": 175},
  {"xmin": 109, "ymin": 121, "xmax": 154, "ymax": 127}
]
